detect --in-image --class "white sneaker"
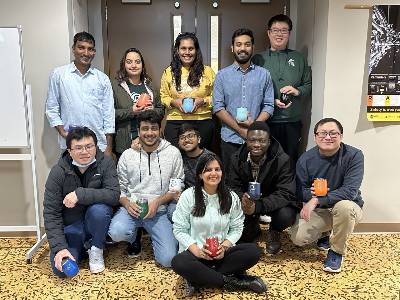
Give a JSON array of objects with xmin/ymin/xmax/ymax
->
[
  {"xmin": 259, "ymin": 215, "xmax": 271, "ymax": 223},
  {"xmin": 88, "ymin": 246, "xmax": 105, "ymax": 274}
]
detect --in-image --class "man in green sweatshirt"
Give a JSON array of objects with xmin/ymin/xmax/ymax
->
[{"xmin": 253, "ymin": 14, "xmax": 311, "ymax": 164}]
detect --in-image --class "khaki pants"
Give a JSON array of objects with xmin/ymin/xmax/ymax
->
[{"xmin": 290, "ymin": 200, "xmax": 363, "ymax": 255}]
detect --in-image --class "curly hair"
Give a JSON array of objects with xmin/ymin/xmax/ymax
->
[
  {"xmin": 192, "ymin": 153, "xmax": 232, "ymax": 217},
  {"xmin": 116, "ymin": 48, "xmax": 151, "ymax": 84},
  {"xmin": 170, "ymin": 32, "xmax": 204, "ymax": 91}
]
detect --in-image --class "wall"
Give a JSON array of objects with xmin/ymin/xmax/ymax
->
[{"xmin": 0, "ymin": 0, "xmax": 71, "ymax": 228}]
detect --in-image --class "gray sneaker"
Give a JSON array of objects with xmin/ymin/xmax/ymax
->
[{"xmin": 88, "ymin": 246, "xmax": 105, "ymax": 273}]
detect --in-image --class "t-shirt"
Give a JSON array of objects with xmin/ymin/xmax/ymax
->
[
  {"xmin": 127, "ymin": 81, "xmax": 149, "ymax": 138},
  {"xmin": 182, "ymin": 148, "xmax": 213, "ymax": 188}
]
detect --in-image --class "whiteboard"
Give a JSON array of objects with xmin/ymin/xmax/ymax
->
[{"xmin": 0, "ymin": 27, "xmax": 29, "ymax": 148}]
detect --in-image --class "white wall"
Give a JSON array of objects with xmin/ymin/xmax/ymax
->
[
  {"xmin": 0, "ymin": 0, "xmax": 72, "ymax": 227},
  {"xmin": 298, "ymin": 0, "xmax": 400, "ymax": 223}
]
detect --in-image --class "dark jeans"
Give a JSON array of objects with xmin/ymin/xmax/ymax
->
[
  {"xmin": 50, "ymin": 203, "xmax": 113, "ymax": 278},
  {"xmin": 171, "ymin": 243, "xmax": 261, "ymax": 288},
  {"xmin": 269, "ymin": 121, "xmax": 302, "ymax": 166},
  {"xmin": 240, "ymin": 205, "xmax": 298, "ymax": 242},
  {"xmin": 220, "ymin": 140, "xmax": 242, "ymax": 175},
  {"xmin": 164, "ymin": 119, "xmax": 215, "ymax": 150}
]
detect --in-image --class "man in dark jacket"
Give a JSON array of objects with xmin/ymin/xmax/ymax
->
[
  {"xmin": 43, "ymin": 127, "xmax": 120, "ymax": 277},
  {"xmin": 228, "ymin": 121, "xmax": 298, "ymax": 254}
]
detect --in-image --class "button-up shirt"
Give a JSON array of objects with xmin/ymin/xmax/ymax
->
[
  {"xmin": 212, "ymin": 63, "xmax": 274, "ymax": 144},
  {"xmin": 45, "ymin": 62, "xmax": 115, "ymax": 151}
]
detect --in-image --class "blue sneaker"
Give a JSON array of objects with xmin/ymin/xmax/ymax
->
[
  {"xmin": 323, "ymin": 249, "xmax": 343, "ymax": 273},
  {"xmin": 317, "ymin": 235, "xmax": 330, "ymax": 251}
]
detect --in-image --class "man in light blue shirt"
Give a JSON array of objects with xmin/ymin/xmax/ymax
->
[
  {"xmin": 46, "ymin": 32, "xmax": 115, "ymax": 155},
  {"xmin": 213, "ymin": 28, "xmax": 274, "ymax": 171}
]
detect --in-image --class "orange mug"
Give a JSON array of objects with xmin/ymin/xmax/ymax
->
[
  {"xmin": 313, "ymin": 178, "xmax": 328, "ymax": 197},
  {"xmin": 136, "ymin": 93, "xmax": 151, "ymax": 108}
]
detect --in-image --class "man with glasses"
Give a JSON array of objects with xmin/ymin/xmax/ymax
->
[
  {"xmin": 227, "ymin": 121, "xmax": 297, "ymax": 254},
  {"xmin": 290, "ymin": 118, "xmax": 364, "ymax": 273},
  {"xmin": 43, "ymin": 127, "xmax": 120, "ymax": 277},
  {"xmin": 253, "ymin": 14, "xmax": 311, "ymax": 164},
  {"xmin": 46, "ymin": 32, "xmax": 115, "ymax": 156}
]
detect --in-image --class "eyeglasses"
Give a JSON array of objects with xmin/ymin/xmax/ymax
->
[
  {"xmin": 315, "ymin": 131, "xmax": 341, "ymax": 138},
  {"xmin": 179, "ymin": 133, "xmax": 197, "ymax": 141},
  {"xmin": 269, "ymin": 28, "xmax": 290, "ymax": 35},
  {"xmin": 71, "ymin": 143, "xmax": 96, "ymax": 152}
]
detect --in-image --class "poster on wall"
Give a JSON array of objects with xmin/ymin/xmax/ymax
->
[{"xmin": 367, "ymin": 5, "xmax": 400, "ymax": 121}]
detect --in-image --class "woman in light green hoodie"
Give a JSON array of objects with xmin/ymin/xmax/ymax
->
[{"xmin": 171, "ymin": 153, "xmax": 267, "ymax": 295}]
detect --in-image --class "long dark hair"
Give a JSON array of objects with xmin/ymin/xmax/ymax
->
[
  {"xmin": 116, "ymin": 48, "xmax": 151, "ymax": 84},
  {"xmin": 192, "ymin": 153, "xmax": 232, "ymax": 217},
  {"xmin": 170, "ymin": 32, "xmax": 204, "ymax": 91}
]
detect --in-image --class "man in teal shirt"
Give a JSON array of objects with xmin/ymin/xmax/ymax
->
[{"xmin": 253, "ymin": 14, "xmax": 311, "ymax": 164}]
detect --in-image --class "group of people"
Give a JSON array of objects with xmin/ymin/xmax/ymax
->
[{"xmin": 43, "ymin": 13, "xmax": 364, "ymax": 295}]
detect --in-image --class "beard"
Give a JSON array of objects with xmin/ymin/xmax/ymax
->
[{"xmin": 234, "ymin": 51, "xmax": 252, "ymax": 64}]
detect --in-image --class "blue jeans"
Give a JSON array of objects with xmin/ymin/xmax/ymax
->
[
  {"xmin": 50, "ymin": 204, "xmax": 113, "ymax": 278},
  {"xmin": 108, "ymin": 207, "xmax": 177, "ymax": 268},
  {"xmin": 167, "ymin": 201, "xmax": 177, "ymax": 222}
]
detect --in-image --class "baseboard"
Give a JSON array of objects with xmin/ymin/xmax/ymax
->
[
  {"xmin": 0, "ymin": 231, "xmax": 37, "ymax": 237},
  {"xmin": 354, "ymin": 223, "xmax": 400, "ymax": 233}
]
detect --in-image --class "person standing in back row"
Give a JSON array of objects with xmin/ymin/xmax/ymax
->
[{"xmin": 253, "ymin": 14, "xmax": 311, "ymax": 164}]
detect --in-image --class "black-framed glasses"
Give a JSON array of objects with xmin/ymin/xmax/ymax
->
[
  {"xmin": 179, "ymin": 132, "xmax": 198, "ymax": 141},
  {"xmin": 315, "ymin": 131, "xmax": 341, "ymax": 138},
  {"xmin": 269, "ymin": 28, "xmax": 290, "ymax": 35},
  {"xmin": 71, "ymin": 143, "xmax": 96, "ymax": 153}
]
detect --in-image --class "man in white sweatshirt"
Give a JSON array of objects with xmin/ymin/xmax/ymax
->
[{"xmin": 108, "ymin": 110, "xmax": 184, "ymax": 267}]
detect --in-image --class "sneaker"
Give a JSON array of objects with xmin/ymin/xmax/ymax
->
[
  {"xmin": 266, "ymin": 229, "xmax": 281, "ymax": 254},
  {"xmin": 317, "ymin": 235, "xmax": 330, "ymax": 251},
  {"xmin": 87, "ymin": 246, "xmax": 105, "ymax": 274},
  {"xmin": 184, "ymin": 279, "xmax": 198, "ymax": 297},
  {"xmin": 127, "ymin": 240, "xmax": 141, "ymax": 257},
  {"xmin": 259, "ymin": 215, "xmax": 271, "ymax": 224},
  {"xmin": 323, "ymin": 249, "xmax": 343, "ymax": 273}
]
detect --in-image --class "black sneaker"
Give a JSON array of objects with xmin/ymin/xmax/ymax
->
[
  {"xmin": 127, "ymin": 240, "xmax": 141, "ymax": 257},
  {"xmin": 266, "ymin": 229, "xmax": 281, "ymax": 254},
  {"xmin": 317, "ymin": 235, "xmax": 330, "ymax": 251},
  {"xmin": 127, "ymin": 229, "xmax": 142, "ymax": 257}
]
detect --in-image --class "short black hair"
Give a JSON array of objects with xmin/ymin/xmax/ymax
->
[
  {"xmin": 313, "ymin": 118, "xmax": 344, "ymax": 135},
  {"xmin": 137, "ymin": 110, "xmax": 163, "ymax": 129},
  {"xmin": 177, "ymin": 123, "xmax": 200, "ymax": 137},
  {"xmin": 248, "ymin": 121, "xmax": 271, "ymax": 136},
  {"xmin": 232, "ymin": 28, "xmax": 254, "ymax": 45},
  {"xmin": 66, "ymin": 127, "xmax": 97, "ymax": 149},
  {"xmin": 73, "ymin": 31, "xmax": 95, "ymax": 48},
  {"xmin": 267, "ymin": 14, "xmax": 293, "ymax": 31}
]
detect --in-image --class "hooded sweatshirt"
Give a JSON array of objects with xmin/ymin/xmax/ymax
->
[{"xmin": 117, "ymin": 139, "xmax": 184, "ymax": 211}]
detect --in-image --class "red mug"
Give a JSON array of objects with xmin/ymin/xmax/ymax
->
[
  {"xmin": 205, "ymin": 237, "xmax": 219, "ymax": 257},
  {"xmin": 136, "ymin": 93, "xmax": 151, "ymax": 108}
]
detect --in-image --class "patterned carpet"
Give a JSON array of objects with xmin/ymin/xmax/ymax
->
[{"xmin": 1, "ymin": 228, "xmax": 400, "ymax": 300}]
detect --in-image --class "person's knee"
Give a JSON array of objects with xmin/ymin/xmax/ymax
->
[
  {"xmin": 87, "ymin": 204, "xmax": 112, "ymax": 223},
  {"xmin": 270, "ymin": 206, "xmax": 297, "ymax": 231},
  {"xmin": 333, "ymin": 200, "xmax": 360, "ymax": 220},
  {"xmin": 108, "ymin": 220, "xmax": 130, "ymax": 242},
  {"xmin": 155, "ymin": 244, "xmax": 177, "ymax": 268},
  {"xmin": 290, "ymin": 227, "xmax": 311, "ymax": 246}
]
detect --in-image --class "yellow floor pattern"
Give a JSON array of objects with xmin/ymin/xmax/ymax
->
[{"xmin": 1, "ymin": 230, "xmax": 400, "ymax": 300}]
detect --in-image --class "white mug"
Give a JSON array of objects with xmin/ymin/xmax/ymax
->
[{"xmin": 169, "ymin": 178, "xmax": 183, "ymax": 192}]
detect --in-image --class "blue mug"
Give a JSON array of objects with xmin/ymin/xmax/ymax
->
[
  {"xmin": 236, "ymin": 107, "xmax": 248, "ymax": 122},
  {"xmin": 248, "ymin": 182, "xmax": 261, "ymax": 200},
  {"xmin": 62, "ymin": 257, "xmax": 79, "ymax": 277},
  {"xmin": 182, "ymin": 98, "xmax": 194, "ymax": 113}
]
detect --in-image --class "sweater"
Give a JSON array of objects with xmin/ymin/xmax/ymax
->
[
  {"xmin": 112, "ymin": 79, "xmax": 164, "ymax": 154},
  {"xmin": 172, "ymin": 187, "xmax": 244, "ymax": 253},
  {"xmin": 253, "ymin": 49, "xmax": 312, "ymax": 123},
  {"xmin": 43, "ymin": 149, "xmax": 120, "ymax": 254},
  {"xmin": 160, "ymin": 65, "xmax": 215, "ymax": 121},
  {"xmin": 296, "ymin": 143, "xmax": 364, "ymax": 208},
  {"xmin": 117, "ymin": 139, "xmax": 184, "ymax": 211}
]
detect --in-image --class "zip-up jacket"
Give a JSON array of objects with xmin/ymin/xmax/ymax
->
[{"xmin": 43, "ymin": 149, "xmax": 120, "ymax": 254}]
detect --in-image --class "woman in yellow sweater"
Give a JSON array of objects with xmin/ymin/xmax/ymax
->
[{"xmin": 160, "ymin": 32, "xmax": 215, "ymax": 149}]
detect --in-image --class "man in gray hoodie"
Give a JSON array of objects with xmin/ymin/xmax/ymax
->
[{"xmin": 108, "ymin": 110, "xmax": 184, "ymax": 267}]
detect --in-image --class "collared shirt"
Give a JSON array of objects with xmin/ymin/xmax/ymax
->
[
  {"xmin": 247, "ymin": 152, "xmax": 267, "ymax": 182},
  {"xmin": 212, "ymin": 62, "xmax": 274, "ymax": 144},
  {"xmin": 45, "ymin": 62, "xmax": 115, "ymax": 151}
]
